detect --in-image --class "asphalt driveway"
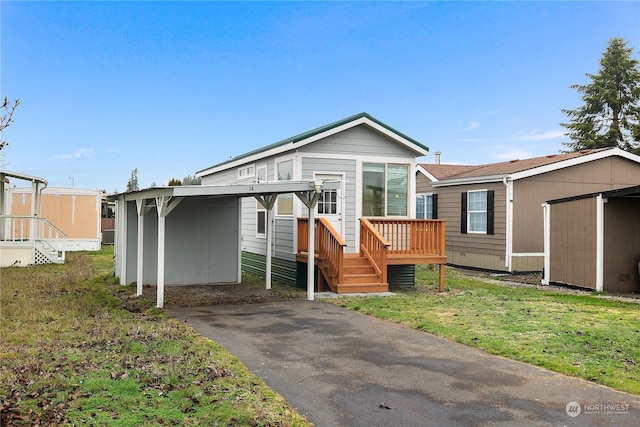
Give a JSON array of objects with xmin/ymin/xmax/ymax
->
[{"xmin": 168, "ymin": 301, "xmax": 639, "ymax": 426}]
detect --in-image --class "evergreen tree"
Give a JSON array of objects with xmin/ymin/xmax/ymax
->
[
  {"xmin": 561, "ymin": 38, "xmax": 640, "ymax": 154},
  {"xmin": 182, "ymin": 174, "xmax": 201, "ymax": 185},
  {"xmin": 168, "ymin": 178, "xmax": 182, "ymax": 186},
  {"xmin": 126, "ymin": 168, "xmax": 140, "ymax": 192}
]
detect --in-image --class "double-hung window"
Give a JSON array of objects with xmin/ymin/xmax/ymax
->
[
  {"xmin": 461, "ymin": 189, "xmax": 494, "ymax": 234},
  {"xmin": 416, "ymin": 193, "xmax": 437, "ymax": 219}
]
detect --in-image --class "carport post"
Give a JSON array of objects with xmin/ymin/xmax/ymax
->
[
  {"xmin": 135, "ymin": 199, "xmax": 147, "ymax": 297},
  {"xmin": 296, "ymin": 181, "xmax": 323, "ymax": 301},
  {"xmin": 254, "ymin": 194, "xmax": 278, "ymax": 290}
]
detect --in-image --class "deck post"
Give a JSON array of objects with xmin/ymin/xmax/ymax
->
[
  {"xmin": 439, "ymin": 263, "xmax": 445, "ymax": 292},
  {"xmin": 308, "ymin": 206, "xmax": 315, "ymax": 300}
]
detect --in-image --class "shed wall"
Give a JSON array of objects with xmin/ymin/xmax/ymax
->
[
  {"xmin": 548, "ymin": 197, "xmax": 597, "ymax": 289},
  {"xmin": 603, "ymin": 197, "xmax": 640, "ymax": 293}
]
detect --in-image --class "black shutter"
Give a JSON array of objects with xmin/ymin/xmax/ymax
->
[
  {"xmin": 487, "ymin": 190, "xmax": 495, "ymax": 235},
  {"xmin": 432, "ymin": 194, "xmax": 438, "ymax": 219},
  {"xmin": 461, "ymin": 192, "xmax": 467, "ymax": 234}
]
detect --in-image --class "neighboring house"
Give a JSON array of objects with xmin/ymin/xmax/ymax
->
[
  {"xmin": 542, "ymin": 185, "xmax": 640, "ymax": 293},
  {"xmin": 417, "ymin": 148, "xmax": 640, "ymax": 273},
  {"xmin": 196, "ymin": 112, "xmax": 447, "ymax": 291},
  {"xmin": 0, "ymin": 170, "xmax": 100, "ymax": 267},
  {"xmin": 8, "ymin": 186, "xmax": 102, "ymax": 251}
]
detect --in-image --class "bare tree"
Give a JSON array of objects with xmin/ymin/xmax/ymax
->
[{"xmin": 0, "ymin": 97, "xmax": 21, "ymax": 150}]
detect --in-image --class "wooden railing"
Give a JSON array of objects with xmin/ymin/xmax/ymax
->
[
  {"xmin": 298, "ymin": 217, "xmax": 346, "ymax": 286},
  {"xmin": 365, "ymin": 219, "xmax": 446, "ymax": 257},
  {"xmin": 359, "ymin": 218, "xmax": 390, "ymax": 284}
]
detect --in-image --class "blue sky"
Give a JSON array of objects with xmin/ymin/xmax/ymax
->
[{"xmin": 1, "ymin": 1, "xmax": 639, "ymax": 192}]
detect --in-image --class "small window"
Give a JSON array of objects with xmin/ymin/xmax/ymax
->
[
  {"xmin": 256, "ymin": 210, "xmax": 266, "ymax": 235},
  {"xmin": 238, "ymin": 164, "xmax": 255, "ymax": 180},
  {"xmin": 256, "ymin": 165, "xmax": 267, "ymax": 183},
  {"xmin": 461, "ymin": 190, "xmax": 494, "ymax": 235},
  {"xmin": 317, "ymin": 189, "xmax": 337, "ymax": 215},
  {"xmin": 416, "ymin": 194, "xmax": 437, "ymax": 219},
  {"xmin": 276, "ymin": 159, "xmax": 293, "ymax": 215}
]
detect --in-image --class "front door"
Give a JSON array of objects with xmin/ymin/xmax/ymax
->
[{"xmin": 315, "ymin": 174, "xmax": 343, "ymax": 237}]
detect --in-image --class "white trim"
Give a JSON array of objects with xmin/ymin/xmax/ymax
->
[
  {"xmin": 542, "ymin": 202, "xmax": 550, "ymax": 285},
  {"xmin": 431, "ymin": 148, "xmax": 640, "ymax": 187},
  {"xmin": 197, "ymin": 116, "xmax": 427, "ymax": 177},
  {"xmin": 504, "ymin": 178, "xmax": 513, "ymax": 271},
  {"xmin": 595, "ymin": 194, "xmax": 606, "ymax": 292},
  {"xmin": 511, "ymin": 252, "xmax": 544, "ymax": 257},
  {"xmin": 510, "ymin": 148, "xmax": 640, "ymax": 181},
  {"xmin": 416, "ymin": 164, "xmax": 439, "ymax": 182}
]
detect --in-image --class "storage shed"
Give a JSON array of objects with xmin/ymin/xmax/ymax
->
[{"xmin": 542, "ymin": 185, "xmax": 640, "ymax": 293}]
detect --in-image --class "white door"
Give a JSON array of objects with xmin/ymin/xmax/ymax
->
[{"xmin": 315, "ymin": 174, "xmax": 343, "ymax": 237}]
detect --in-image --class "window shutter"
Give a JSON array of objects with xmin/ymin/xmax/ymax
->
[
  {"xmin": 487, "ymin": 190, "xmax": 495, "ymax": 235},
  {"xmin": 432, "ymin": 194, "xmax": 438, "ymax": 219},
  {"xmin": 461, "ymin": 192, "xmax": 467, "ymax": 234}
]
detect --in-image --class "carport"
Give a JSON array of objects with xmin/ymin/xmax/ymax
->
[{"xmin": 111, "ymin": 180, "xmax": 340, "ymax": 307}]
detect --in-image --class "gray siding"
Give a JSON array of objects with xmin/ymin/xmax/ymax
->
[
  {"xmin": 299, "ymin": 125, "xmax": 415, "ymax": 158},
  {"xmin": 301, "ymin": 157, "xmax": 357, "ymax": 250}
]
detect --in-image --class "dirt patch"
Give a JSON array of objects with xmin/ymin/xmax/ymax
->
[{"xmin": 140, "ymin": 280, "xmax": 308, "ymax": 307}]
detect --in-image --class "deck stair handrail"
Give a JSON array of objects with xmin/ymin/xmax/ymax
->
[
  {"xmin": 297, "ymin": 217, "xmax": 346, "ymax": 286},
  {"xmin": 365, "ymin": 218, "xmax": 446, "ymax": 257},
  {"xmin": 359, "ymin": 218, "xmax": 390, "ymax": 284},
  {"xmin": 0, "ymin": 215, "xmax": 67, "ymax": 263}
]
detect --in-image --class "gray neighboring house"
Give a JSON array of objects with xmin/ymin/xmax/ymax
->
[
  {"xmin": 196, "ymin": 112, "xmax": 448, "ymax": 291},
  {"xmin": 417, "ymin": 148, "xmax": 640, "ymax": 274}
]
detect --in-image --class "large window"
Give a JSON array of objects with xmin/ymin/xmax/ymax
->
[
  {"xmin": 461, "ymin": 190, "xmax": 494, "ymax": 235},
  {"xmin": 416, "ymin": 194, "xmax": 437, "ymax": 219},
  {"xmin": 362, "ymin": 163, "xmax": 409, "ymax": 217},
  {"xmin": 276, "ymin": 159, "xmax": 293, "ymax": 215}
]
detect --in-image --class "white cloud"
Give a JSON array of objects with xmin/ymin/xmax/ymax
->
[
  {"xmin": 55, "ymin": 148, "xmax": 93, "ymax": 160},
  {"xmin": 465, "ymin": 121, "xmax": 480, "ymax": 131},
  {"xmin": 511, "ymin": 129, "xmax": 565, "ymax": 142}
]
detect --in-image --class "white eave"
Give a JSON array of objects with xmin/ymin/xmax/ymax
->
[
  {"xmin": 196, "ymin": 116, "xmax": 428, "ymax": 178},
  {"xmin": 416, "ymin": 164, "xmax": 439, "ymax": 182}
]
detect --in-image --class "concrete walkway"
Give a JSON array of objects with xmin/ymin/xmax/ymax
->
[{"xmin": 168, "ymin": 301, "xmax": 639, "ymax": 426}]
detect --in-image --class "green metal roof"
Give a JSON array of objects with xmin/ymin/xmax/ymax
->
[{"xmin": 197, "ymin": 112, "xmax": 428, "ymax": 175}]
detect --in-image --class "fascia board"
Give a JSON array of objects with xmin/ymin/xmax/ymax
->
[
  {"xmin": 510, "ymin": 148, "xmax": 640, "ymax": 181},
  {"xmin": 416, "ymin": 165, "xmax": 438, "ymax": 182},
  {"xmin": 196, "ymin": 117, "xmax": 428, "ymax": 178},
  {"xmin": 432, "ymin": 174, "xmax": 508, "ymax": 187}
]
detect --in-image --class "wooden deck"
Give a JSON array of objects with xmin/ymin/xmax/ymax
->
[{"xmin": 298, "ymin": 218, "xmax": 447, "ymax": 293}]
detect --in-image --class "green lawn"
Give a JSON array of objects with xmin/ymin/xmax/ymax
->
[
  {"xmin": 0, "ymin": 247, "xmax": 309, "ymax": 426},
  {"xmin": 328, "ymin": 265, "xmax": 640, "ymax": 396}
]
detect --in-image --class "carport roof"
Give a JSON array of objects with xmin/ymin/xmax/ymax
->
[
  {"xmin": 110, "ymin": 180, "xmax": 340, "ymax": 202},
  {"xmin": 547, "ymin": 184, "xmax": 640, "ymax": 204}
]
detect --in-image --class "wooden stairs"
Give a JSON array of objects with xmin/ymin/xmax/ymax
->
[{"xmin": 322, "ymin": 253, "xmax": 388, "ymax": 294}]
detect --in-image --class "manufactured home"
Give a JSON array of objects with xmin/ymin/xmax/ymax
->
[
  {"xmin": 111, "ymin": 113, "xmax": 448, "ymax": 307},
  {"xmin": 417, "ymin": 148, "xmax": 640, "ymax": 273}
]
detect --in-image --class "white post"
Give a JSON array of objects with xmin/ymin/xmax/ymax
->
[
  {"xmin": 307, "ymin": 204, "xmax": 315, "ymax": 301},
  {"xmin": 266, "ymin": 207, "xmax": 273, "ymax": 290},
  {"xmin": 541, "ymin": 203, "xmax": 550, "ymax": 286},
  {"xmin": 136, "ymin": 199, "xmax": 145, "ymax": 296},
  {"xmin": 595, "ymin": 194, "xmax": 605, "ymax": 292},
  {"xmin": 157, "ymin": 214, "xmax": 166, "ymax": 308}
]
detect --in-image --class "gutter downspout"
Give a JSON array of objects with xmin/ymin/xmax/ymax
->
[{"xmin": 503, "ymin": 176, "xmax": 513, "ymax": 271}]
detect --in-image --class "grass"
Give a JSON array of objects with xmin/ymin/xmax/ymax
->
[
  {"xmin": 0, "ymin": 247, "xmax": 309, "ymax": 426},
  {"xmin": 328, "ymin": 265, "xmax": 640, "ymax": 396}
]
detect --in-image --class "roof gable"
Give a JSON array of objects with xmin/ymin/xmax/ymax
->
[
  {"xmin": 428, "ymin": 148, "xmax": 640, "ymax": 186},
  {"xmin": 197, "ymin": 113, "xmax": 428, "ymax": 177}
]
